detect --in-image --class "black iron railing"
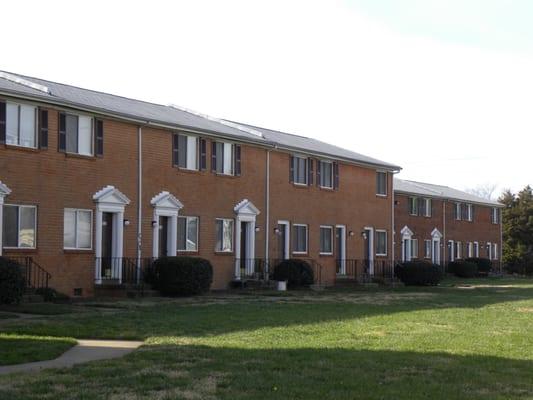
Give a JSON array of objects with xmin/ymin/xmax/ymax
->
[
  {"xmin": 5, "ymin": 256, "xmax": 51, "ymax": 290},
  {"xmin": 336, "ymin": 259, "xmax": 397, "ymax": 283},
  {"xmin": 95, "ymin": 257, "xmax": 154, "ymax": 285},
  {"xmin": 236, "ymin": 258, "xmax": 269, "ymax": 281}
]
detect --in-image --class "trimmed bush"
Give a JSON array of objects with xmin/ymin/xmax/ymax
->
[
  {"xmin": 0, "ymin": 257, "xmax": 26, "ymax": 304},
  {"xmin": 151, "ymin": 256, "xmax": 213, "ymax": 296},
  {"xmin": 450, "ymin": 261, "xmax": 478, "ymax": 278},
  {"xmin": 465, "ymin": 257, "xmax": 492, "ymax": 275},
  {"xmin": 396, "ymin": 261, "xmax": 444, "ymax": 286},
  {"xmin": 272, "ymin": 259, "xmax": 314, "ymax": 288}
]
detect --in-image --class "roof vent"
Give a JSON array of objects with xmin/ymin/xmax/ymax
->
[
  {"xmin": 0, "ymin": 71, "xmax": 51, "ymax": 95},
  {"xmin": 168, "ymin": 104, "xmax": 264, "ymax": 138}
]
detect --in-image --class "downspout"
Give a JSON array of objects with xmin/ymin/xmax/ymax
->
[
  {"xmin": 136, "ymin": 126, "xmax": 143, "ymax": 283},
  {"xmin": 265, "ymin": 149, "xmax": 271, "ymax": 277},
  {"xmin": 499, "ymin": 209, "xmax": 503, "ymax": 273},
  {"xmin": 442, "ymin": 200, "xmax": 446, "ymax": 264},
  {"xmin": 391, "ymin": 171, "xmax": 397, "ymax": 282}
]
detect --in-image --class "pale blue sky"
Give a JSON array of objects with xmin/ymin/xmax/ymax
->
[{"xmin": 2, "ymin": 0, "xmax": 532, "ymax": 196}]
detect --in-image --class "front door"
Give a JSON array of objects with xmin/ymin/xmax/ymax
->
[
  {"xmin": 432, "ymin": 240, "xmax": 440, "ymax": 265},
  {"xmin": 101, "ymin": 212, "xmax": 114, "ymax": 278},
  {"xmin": 159, "ymin": 216, "xmax": 169, "ymax": 257},
  {"xmin": 364, "ymin": 228, "xmax": 373, "ymax": 274},
  {"xmin": 278, "ymin": 223, "xmax": 286, "ymax": 260}
]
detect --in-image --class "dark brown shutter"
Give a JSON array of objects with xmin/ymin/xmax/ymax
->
[
  {"xmin": 211, "ymin": 141, "xmax": 217, "ymax": 172},
  {"xmin": 199, "ymin": 138, "xmax": 207, "ymax": 170},
  {"xmin": 38, "ymin": 108, "xmax": 48, "ymax": 149},
  {"xmin": 58, "ymin": 112, "xmax": 66, "ymax": 152},
  {"xmin": 289, "ymin": 155, "xmax": 294, "ymax": 183},
  {"xmin": 308, "ymin": 158, "xmax": 313, "ymax": 186},
  {"xmin": 471, "ymin": 205, "xmax": 475, "ymax": 222},
  {"xmin": 0, "ymin": 101, "xmax": 6, "ymax": 144},
  {"xmin": 234, "ymin": 144, "xmax": 241, "ymax": 176},
  {"xmin": 95, "ymin": 119, "xmax": 104, "ymax": 157},
  {"xmin": 316, "ymin": 160, "xmax": 321, "ymax": 186},
  {"xmin": 333, "ymin": 162, "xmax": 339, "ymax": 190},
  {"xmin": 172, "ymin": 134, "xmax": 179, "ymax": 166}
]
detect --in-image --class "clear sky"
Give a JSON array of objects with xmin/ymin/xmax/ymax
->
[{"xmin": 2, "ymin": 0, "xmax": 532, "ymax": 196}]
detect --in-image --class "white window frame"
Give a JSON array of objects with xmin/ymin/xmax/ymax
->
[
  {"xmin": 319, "ymin": 225, "xmax": 333, "ymax": 255},
  {"xmin": 466, "ymin": 204, "xmax": 473, "ymax": 222},
  {"xmin": 292, "ymin": 223, "xmax": 308, "ymax": 254},
  {"xmin": 493, "ymin": 243, "xmax": 498, "ymax": 260},
  {"xmin": 2, "ymin": 204, "xmax": 37, "ymax": 249},
  {"xmin": 63, "ymin": 208, "xmax": 93, "ymax": 250},
  {"xmin": 456, "ymin": 241, "xmax": 462, "ymax": 259},
  {"xmin": 214, "ymin": 142, "xmax": 235, "ymax": 176},
  {"xmin": 424, "ymin": 239, "xmax": 432, "ymax": 259},
  {"xmin": 448, "ymin": 240, "xmax": 455, "ymax": 262},
  {"xmin": 177, "ymin": 216, "xmax": 199, "ymax": 252},
  {"xmin": 64, "ymin": 112, "xmax": 95, "ymax": 156},
  {"xmin": 292, "ymin": 155, "xmax": 308, "ymax": 186},
  {"xmin": 410, "ymin": 238, "xmax": 418, "ymax": 259},
  {"xmin": 474, "ymin": 241, "xmax": 479, "ymax": 257},
  {"xmin": 424, "ymin": 198, "xmax": 432, "ymax": 217},
  {"xmin": 467, "ymin": 242, "xmax": 473, "ymax": 258},
  {"xmin": 492, "ymin": 208, "xmax": 500, "ymax": 224},
  {"xmin": 176, "ymin": 134, "xmax": 199, "ymax": 171},
  {"xmin": 408, "ymin": 197, "xmax": 418, "ymax": 216},
  {"xmin": 375, "ymin": 229, "xmax": 387, "ymax": 256},
  {"xmin": 5, "ymin": 101, "xmax": 38, "ymax": 149},
  {"xmin": 455, "ymin": 203, "xmax": 462, "ymax": 220},
  {"xmin": 215, "ymin": 218, "xmax": 234, "ymax": 252},
  {"xmin": 319, "ymin": 160, "xmax": 334, "ymax": 189},
  {"xmin": 376, "ymin": 171, "xmax": 387, "ymax": 196}
]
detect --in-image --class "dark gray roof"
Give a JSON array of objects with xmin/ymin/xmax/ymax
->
[
  {"xmin": 0, "ymin": 71, "xmax": 265, "ymax": 143},
  {"xmin": 227, "ymin": 121, "xmax": 401, "ymax": 170},
  {"xmin": 394, "ymin": 178, "xmax": 503, "ymax": 207}
]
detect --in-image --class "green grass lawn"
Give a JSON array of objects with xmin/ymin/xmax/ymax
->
[
  {"xmin": 0, "ymin": 278, "xmax": 532, "ymax": 399},
  {"xmin": 0, "ymin": 334, "xmax": 76, "ymax": 366}
]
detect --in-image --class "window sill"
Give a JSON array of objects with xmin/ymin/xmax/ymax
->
[
  {"xmin": 319, "ymin": 253, "xmax": 333, "ymax": 257},
  {"xmin": 292, "ymin": 252, "xmax": 308, "ymax": 256},
  {"xmin": 3, "ymin": 248, "xmax": 38, "ymax": 254},
  {"xmin": 3, "ymin": 144, "xmax": 40, "ymax": 153},
  {"xmin": 64, "ymin": 249, "xmax": 94, "ymax": 254},
  {"xmin": 177, "ymin": 250, "xmax": 199, "ymax": 255},
  {"xmin": 214, "ymin": 172, "xmax": 238, "ymax": 179},
  {"xmin": 64, "ymin": 152, "xmax": 96, "ymax": 160},
  {"xmin": 175, "ymin": 166, "xmax": 202, "ymax": 174},
  {"xmin": 319, "ymin": 186, "xmax": 335, "ymax": 191},
  {"xmin": 376, "ymin": 194, "xmax": 388, "ymax": 198},
  {"xmin": 214, "ymin": 251, "xmax": 234, "ymax": 256},
  {"xmin": 376, "ymin": 254, "xmax": 388, "ymax": 258}
]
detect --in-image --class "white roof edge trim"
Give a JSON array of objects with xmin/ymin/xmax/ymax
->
[
  {"xmin": 168, "ymin": 104, "xmax": 264, "ymax": 138},
  {"xmin": 0, "ymin": 71, "xmax": 51, "ymax": 95}
]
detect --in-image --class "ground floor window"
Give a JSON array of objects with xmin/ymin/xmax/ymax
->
[
  {"xmin": 178, "ymin": 216, "xmax": 198, "ymax": 251},
  {"xmin": 2, "ymin": 204, "xmax": 36, "ymax": 248},
  {"xmin": 293, "ymin": 224, "xmax": 308, "ymax": 254},
  {"xmin": 319, "ymin": 226, "xmax": 333, "ymax": 255},
  {"xmin": 375, "ymin": 230, "xmax": 387, "ymax": 256},
  {"xmin": 215, "ymin": 218, "xmax": 234, "ymax": 252},
  {"xmin": 64, "ymin": 209, "xmax": 92, "ymax": 249},
  {"xmin": 410, "ymin": 238, "xmax": 418, "ymax": 259},
  {"xmin": 424, "ymin": 239, "xmax": 432, "ymax": 259}
]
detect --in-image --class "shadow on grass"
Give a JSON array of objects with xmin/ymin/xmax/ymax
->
[
  {"xmin": 0, "ymin": 334, "xmax": 76, "ymax": 366},
  {"xmin": 0, "ymin": 345, "xmax": 531, "ymax": 399}
]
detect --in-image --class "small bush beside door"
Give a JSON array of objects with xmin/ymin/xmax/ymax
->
[
  {"xmin": 396, "ymin": 261, "xmax": 444, "ymax": 286},
  {"xmin": 150, "ymin": 256, "xmax": 213, "ymax": 296},
  {"xmin": 271, "ymin": 259, "xmax": 314, "ymax": 288},
  {"xmin": 0, "ymin": 257, "xmax": 26, "ymax": 304}
]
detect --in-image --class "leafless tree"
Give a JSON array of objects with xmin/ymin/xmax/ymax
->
[{"xmin": 466, "ymin": 183, "xmax": 498, "ymax": 200}]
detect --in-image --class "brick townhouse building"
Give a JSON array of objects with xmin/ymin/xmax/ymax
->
[
  {"xmin": 0, "ymin": 71, "xmax": 402, "ymax": 296},
  {"xmin": 394, "ymin": 179, "xmax": 503, "ymax": 267}
]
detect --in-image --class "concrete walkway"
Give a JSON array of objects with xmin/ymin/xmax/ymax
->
[{"xmin": 0, "ymin": 339, "xmax": 143, "ymax": 375}]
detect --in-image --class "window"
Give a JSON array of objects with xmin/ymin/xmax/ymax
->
[
  {"xmin": 408, "ymin": 197, "xmax": 418, "ymax": 216},
  {"xmin": 3, "ymin": 205, "xmax": 36, "ymax": 248},
  {"xmin": 467, "ymin": 242, "xmax": 474, "ymax": 258},
  {"xmin": 410, "ymin": 238, "xmax": 418, "ymax": 258},
  {"xmin": 474, "ymin": 242, "xmax": 479, "ymax": 257},
  {"xmin": 293, "ymin": 224, "xmax": 308, "ymax": 254},
  {"xmin": 292, "ymin": 156, "xmax": 308, "ymax": 185},
  {"xmin": 487, "ymin": 242, "xmax": 492, "ymax": 259},
  {"xmin": 318, "ymin": 161, "xmax": 333, "ymax": 188},
  {"xmin": 424, "ymin": 239, "xmax": 432, "ymax": 258},
  {"xmin": 62, "ymin": 113, "xmax": 94, "ymax": 156},
  {"xmin": 178, "ymin": 216, "xmax": 198, "ymax": 251},
  {"xmin": 493, "ymin": 243, "xmax": 498, "ymax": 260},
  {"xmin": 455, "ymin": 241, "xmax": 462, "ymax": 259},
  {"xmin": 215, "ymin": 218, "xmax": 234, "ymax": 252},
  {"xmin": 424, "ymin": 198, "xmax": 432, "ymax": 217},
  {"xmin": 376, "ymin": 171, "xmax": 387, "ymax": 195},
  {"xmin": 319, "ymin": 226, "xmax": 333, "ymax": 254},
  {"xmin": 176, "ymin": 134, "xmax": 198, "ymax": 170},
  {"xmin": 448, "ymin": 240, "xmax": 455, "ymax": 261},
  {"xmin": 465, "ymin": 204, "xmax": 473, "ymax": 221},
  {"xmin": 375, "ymin": 230, "xmax": 387, "ymax": 256},
  {"xmin": 213, "ymin": 141, "xmax": 240, "ymax": 176},
  {"xmin": 491, "ymin": 208, "xmax": 500, "ymax": 224},
  {"xmin": 63, "ymin": 209, "xmax": 92, "ymax": 249},
  {"xmin": 5, "ymin": 102, "xmax": 37, "ymax": 148},
  {"xmin": 454, "ymin": 203, "xmax": 462, "ymax": 220}
]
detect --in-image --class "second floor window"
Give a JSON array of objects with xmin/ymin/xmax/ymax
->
[
  {"xmin": 491, "ymin": 208, "xmax": 500, "ymax": 224},
  {"xmin": 291, "ymin": 155, "xmax": 309, "ymax": 185},
  {"xmin": 5, "ymin": 102, "xmax": 37, "ymax": 148},
  {"xmin": 465, "ymin": 204, "xmax": 473, "ymax": 221},
  {"xmin": 318, "ymin": 160, "xmax": 333, "ymax": 188},
  {"xmin": 174, "ymin": 134, "xmax": 198, "ymax": 170},
  {"xmin": 408, "ymin": 197, "xmax": 418, "ymax": 215},
  {"xmin": 376, "ymin": 172, "xmax": 387, "ymax": 195},
  {"xmin": 212, "ymin": 142, "xmax": 241, "ymax": 176},
  {"xmin": 59, "ymin": 113, "xmax": 94, "ymax": 156},
  {"xmin": 178, "ymin": 216, "xmax": 198, "ymax": 251},
  {"xmin": 3, "ymin": 205, "xmax": 36, "ymax": 248},
  {"xmin": 454, "ymin": 203, "xmax": 462, "ymax": 220}
]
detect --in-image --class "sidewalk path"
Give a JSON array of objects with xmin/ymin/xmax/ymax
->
[{"xmin": 0, "ymin": 339, "xmax": 143, "ymax": 375}]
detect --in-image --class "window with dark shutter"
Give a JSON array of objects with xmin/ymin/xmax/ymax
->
[
  {"xmin": 95, "ymin": 119, "xmax": 104, "ymax": 156},
  {"xmin": 199, "ymin": 138, "xmax": 207, "ymax": 170},
  {"xmin": 58, "ymin": 112, "xmax": 66, "ymax": 152},
  {"xmin": 38, "ymin": 109, "xmax": 48, "ymax": 149},
  {"xmin": 234, "ymin": 144, "xmax": 241, "ymax": 176},
  {"xmin": 0, "ymin": 101, "xmax": 6, "ymax": 144},
  {"xmin": 333, "ymin": 162, "xmax": 339, "ymax": 190},
  {"xmin": 417, "ymin": 198, "xmax": 425, "ymax": 216},
  {"xmin": 289, "ymin": 155, "xmax": 294, "ymax": 183},
  {"xmin": 211, "ymin": 141, "xmax": 217, "ymax": 172},
  {"xmin": 316, "ymin": 160, "xmax": 321, "ymax": 186},
  {"xmin": 172, "ymin": 134, "xmax": 179, "ymax": 166},
  {"xmin": 308, "ymin": 158, "xmax": 314, "ymax": 186}
]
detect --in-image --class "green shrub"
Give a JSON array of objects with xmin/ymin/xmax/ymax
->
[
  {"xmin": 465, "ymin": 258, "xmax": 492, "ymax": 274},
  {"xmin": 0, "ymin": 257, "xmax": 26, "ymax": 304},
  {"xmin": 151, "ymin": 257, "xmax": 213, "ymax": 296},
  {"xmin": 396, "ymin": 261, "xmax": 444, "ymax": 286},
  {"xmin": 450, "ymin": 261, "xmax": 478, "ymax": 278},
  {"xmin": 272, "ymin": 259, "xmax": 314, "ymax": 288},
  {"xmin": 35, "ymin": 288, "xmax": 70, "ymax": 302}
]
